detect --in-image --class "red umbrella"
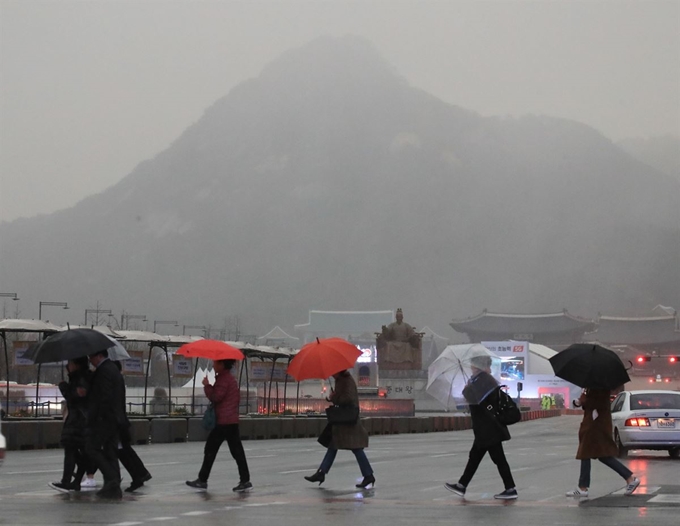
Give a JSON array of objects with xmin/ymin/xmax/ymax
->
[
  {"xmin": 176, "ymin": 339, "xmax": 245, "ymax": 361},
  {"xmin": 287, "ymin": 337, "xmax": 362, "ymax": 381}
]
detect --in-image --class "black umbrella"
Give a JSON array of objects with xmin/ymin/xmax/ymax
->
[
  {"xmin": 27, "ymin": 328, "xmax": 114, "ymax": 364},
  {"xmin": 549, "ymin": 343, "xmax": 630, "ymax": 390}
]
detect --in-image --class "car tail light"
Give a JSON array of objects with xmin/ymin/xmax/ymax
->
[{"xmin": 625, "ymin": 417, "xmax": 651, "ymax": 427}]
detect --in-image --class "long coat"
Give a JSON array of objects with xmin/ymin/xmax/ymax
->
[
  {"xmin": 87, "ymin": 359, "xmax": 127, "ymax": 442},
  {"xmin": 463, "ymin": 372, "xmax": 511, "ymax": 448},
  {"xmin": 576, "ymin": 389, "xmax": 618, "ymax": 459},
  {"xmin": 59, "ymin": 368, "xmax": 92, "ymax": 447},
  {"xmin": 329, "ymin": 372, "xmax": 369, "ymax": 450}
]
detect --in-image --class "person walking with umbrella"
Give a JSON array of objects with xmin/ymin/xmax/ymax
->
[
  {"xmin": 288, "ymin": 337, "xmax": 374, "ymax": 488},
  {"xmin": 565, "ymin": 388, "xmax": 639, "ymax": 498},
  {"xmin": 48, "ymin": 357, "xmax": 92, "ymax": 492},
  {"xmin": 184, "ymin": 353, "xmax": 252, "ymax": 493},
  {"xmin": 303, "ymin": 369, "xmax": 375, "ymax": 488},
  {"xmin": 549, "ymin": 343, "xmax": 640, "ymax": 497},
  {"xmin": 87, "ymin": 349, "xmax": 126, "ymax": 500},
  {"xmin": 444, "ymin": 355, "xmax": 518, "ymax": 500}
]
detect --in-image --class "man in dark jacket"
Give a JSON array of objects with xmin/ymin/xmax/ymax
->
[
  {"xmin": 87, "ymin": 349, "xmax": 125, "ymax": 499},
  {"xmin": 444, "ymin": 355, "xmax": 518, "ymax": 500}
]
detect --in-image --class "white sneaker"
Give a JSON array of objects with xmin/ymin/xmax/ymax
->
[
  {"xmin": 565, "ymin": 487, "xmax": 589, "ymax": 498},
  {"xmin": 81, "ymin": 478, "xmax": 97, "ymax": 490},
  {"xmin": 624, "ymin": 477, "xmax": 640, "ymax": 496}
]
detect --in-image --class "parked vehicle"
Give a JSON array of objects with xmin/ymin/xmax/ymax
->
[
  {"xmin": 0, "ymin": 416, "xmax": 6, "ymax": 467},
  {"xmin": 611, "ymin": 390, "xmax": 680, "ymax": 458}
]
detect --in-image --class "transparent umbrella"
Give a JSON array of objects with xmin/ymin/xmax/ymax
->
[{"xmin": 426, "ymin": 343, "xmax": 501, "ymax": 410}]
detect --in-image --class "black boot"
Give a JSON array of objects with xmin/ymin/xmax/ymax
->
[
  {"xmin": 304, "ymin": 469, "xmax": 325, "ymax": 485},
  {"xmin": 356, "ymin": 474, "xmax": 375, "ymax": 489}
]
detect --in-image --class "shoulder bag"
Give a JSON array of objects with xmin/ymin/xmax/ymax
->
[{"xmin": 325, "ymin": 404, "xmax": 359, "ymax": 425}]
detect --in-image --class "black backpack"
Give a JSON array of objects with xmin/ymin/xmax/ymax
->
[{"xmin": 486, "ymin": 386, "xmax": 522, "ymax": 426}]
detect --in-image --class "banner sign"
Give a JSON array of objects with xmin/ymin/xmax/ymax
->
[
  {"xmin": 249, "ymin": 361, "xmax": 293, "ymax": 382},
  {"xmin": 173, "ymin": 358, "xmax": 193, "ymax": 377},
  {"xmin": 121, "ymin": 351, "xmax": 144, "ymax": 376},
  {"xmin": 13, "ymin": 341, "xmax": 34, "ymax": 366},
  {"xmin": 482, "ymin": 341, "xmax": 528, "ymax": 384}
]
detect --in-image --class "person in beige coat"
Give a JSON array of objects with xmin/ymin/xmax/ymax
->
[
  {"xmin": 304, "ymin": 370, "xmax": 375, "ymax": 488},
  {"xmin": 566, "ymin": 388, "xmax": 639, "ymax": 498}
]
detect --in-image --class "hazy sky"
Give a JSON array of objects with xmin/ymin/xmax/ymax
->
[{"xmin": 1, "ymin": 0, "xmax": 678, "ymax": 223}]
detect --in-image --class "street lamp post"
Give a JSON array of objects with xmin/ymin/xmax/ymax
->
[
  {"xmin": 38, "ymin": 301, "xmax": 69, "ymax": 321},
  {"xmin": 153, "ymin": 320, "xmax": 179, "ymax": 334},
  {"xmin": 0, "ymin": 293, "xmax": 20, "ymax": 301},
  {"xmin": 182, "ymin": 325, "xmax": 207, "ymax": 337},
  {"xmin": 84, "ymin": 308, "xmax": 112, "ymax": 325},
  {"xmin": 120, "ymin": 313, "xmax": 147, "ymax": 330},
  {"xmin": 0, "ymin": 293, "xmax": 20, "ymax": 319}
]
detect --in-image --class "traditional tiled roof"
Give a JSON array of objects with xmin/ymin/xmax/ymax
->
[
  {"xmin": 450, "ymin": 309, "xmax": 595, "ymax": 334},
  {"xmin": 295, "ymin": 310, "xmax": 394, "ymax": 335},
  {"xmin": 586, "ymin": 315, "xmax": 680, "ymax": 345},
  {"xmin": 257, "ymin": 326, "xmax": 298, "ymax": 341}
]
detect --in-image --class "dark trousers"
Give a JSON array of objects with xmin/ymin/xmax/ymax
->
[
  {"xmin": 86, "ymin": 430, "xmax": 121, "ymax": 489},
  {"xmin": 578, "ymin": 458, "xmax": 632, "ymax": 488},
  {"xmin": 198, "ymin": 424, "xmax": 250, "ymax": 483},
  {"xmin": 117, "ymin": 441, "xmax": 150, "ymax": 482},
  {"xmin": 62, "ymin": 445, "xmax": 87, "ymax": 485},
  {"xmin": 459, "ymin": 441, "xmax": 515, "ymax": 490}
]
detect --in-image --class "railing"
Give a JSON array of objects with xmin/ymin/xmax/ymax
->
[{"xmin": 255, "ymin": 397, "xmax": 415, "ymax": 416}]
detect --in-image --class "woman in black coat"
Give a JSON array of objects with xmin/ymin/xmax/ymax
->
[
  {"xmin": 49, "ymin": 357, "xmax": 92, "ymax": 492},
  {"xmin": 444, "ymin": 355, "xmax": 517, "ymax": 500}
]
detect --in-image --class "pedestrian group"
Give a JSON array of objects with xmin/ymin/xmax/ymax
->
[{"xmin": 48, "ymin": 349, "xmax": 640, "ymax": 501}]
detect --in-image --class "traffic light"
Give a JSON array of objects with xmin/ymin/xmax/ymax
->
[
  {"xmin": 669, "ymin": 356, "xmax": 678, "ymax": 364},
  {"xmin": 636, "ymin": 356, "xmax": 652, "ymax": 363}
]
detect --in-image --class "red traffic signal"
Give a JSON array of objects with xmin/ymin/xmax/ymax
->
[
  {"xmin": 669, "ymin": 356, "xmax": 678, "ymax": 364},
  {"xmin": 636, "ymin": 356, "xmax": 651, "ymax": 363}
]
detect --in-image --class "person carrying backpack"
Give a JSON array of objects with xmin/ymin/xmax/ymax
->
[{"xmin": 445, "ymin": 354, "xmax": 518, "ymax": 500}]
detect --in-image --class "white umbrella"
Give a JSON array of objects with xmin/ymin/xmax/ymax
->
[
  {"xmin": 104, "ymin": 334, "xmax": 131, "ymax": 361},
  {"xmin": 426, "ymin": 344, "xmax": 501, "ymax": 410}
]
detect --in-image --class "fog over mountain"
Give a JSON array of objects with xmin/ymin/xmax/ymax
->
[{"xmin": 1, "ymin": 36, "xmax": 678, "ymax": 336}]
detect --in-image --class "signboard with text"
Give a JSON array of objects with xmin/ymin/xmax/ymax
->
[
  {"xmin": 482, "ymin": 341, "xmax": 528, "ymax": 385},
  {"xmin": 121, "ymin": 351, "xmax": 145, "ymax": 376},
  {"xmin": 13, "ymin": 341, "xmax": 34, "ymax": 366},
  {"xmin": 173, "ymin": 358, "xmax": 193, "ymax": 377},
  {"xmin": 249, "ymin": 361, "xmax": 293, "ymax": 382}
]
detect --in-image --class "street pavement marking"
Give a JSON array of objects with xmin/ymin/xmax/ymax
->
[
  {"xmin": 430, "ymin": 453, "xmax": 456, "ymax": 457},
  {"xmin": 181, "ymin": 510, "xmax": 212, "ymax": 516},
  {"xmin": 146, "ymin": 518, "xmax": 177, "ymax": 522},
  {"xmin": 109, "ymin": 523, "xmax": 144, "ymax": 526},
  {"xmin": 648, "ymin": 495, "xmax": 680, "ymax": 504},
  {"xmin": 280, "ymin": 469, "xmax": 315, "ymax": 474},
  {"xmin": 250, "ymin": 454, "xmax": 277, "ymax": 458}
]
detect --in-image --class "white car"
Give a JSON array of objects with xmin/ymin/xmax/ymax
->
[
  {"xmin": 611, "ymin": 390, "xmax": 680, "ymax": 458},
  {"xmin": 0, "ymin": 417, "xmax": 5, "ymax": 467}
]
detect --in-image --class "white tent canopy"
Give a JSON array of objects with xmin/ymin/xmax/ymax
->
[{"xmin": 0, "ymin": 319, "xmax": 61, "ymax": 332}]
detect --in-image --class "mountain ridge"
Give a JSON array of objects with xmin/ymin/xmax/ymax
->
[{"xmin": 1, "ymin": 36, "xmax": 678, "ymax": 335}]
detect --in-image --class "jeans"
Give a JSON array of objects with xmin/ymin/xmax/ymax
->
[
  {"xmin": 578, "ymin": 458, "xmax": 632, "ymax": 488},
  {"xmin": 459, "ymin": 441, "xmax": 515, "ymax": 490},
  {"xmin": 198, "ymin": 424, "xmax": 250, "ymax": 483},
  {"xmin": 319, "ymin": 447, "xmax": 373, "ymax": 477}
]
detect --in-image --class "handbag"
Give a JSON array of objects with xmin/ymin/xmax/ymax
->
[
  {"xmin": 202, "ymin": 404, "xmax": 216, "ymax": 431},
  {"xmin": 485, "ymin": 386, "xmax": 522, "ymax": 426},
  {"xmin": 325, "ymin": 404, "xmax": 359, "ymax": 425}
]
